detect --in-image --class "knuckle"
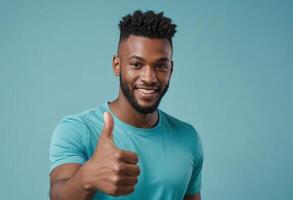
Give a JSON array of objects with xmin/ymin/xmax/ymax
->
[
  {"xmin": 113, "ymin": 151, "xmax": 123, "ymax": 160},
  {"xmin": 112, "ymin": 175, "xmax": 122, "ymax": 185},
  {"xmin": 113, "ymin": 163, "xmax": 124, "ymax": 173}
]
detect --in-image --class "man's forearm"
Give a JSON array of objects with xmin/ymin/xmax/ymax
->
[{"xmin": 50, "ymin": 168, "xmax": 96, "ymax": 200}]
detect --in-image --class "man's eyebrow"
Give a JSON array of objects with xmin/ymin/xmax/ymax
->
[
  {"xmin": 127, "ymin": 55, "xmax": 145, "ymax": 61},
  {"xmin": 156, "ymin": 57, "xmax": 170, "ymax": 62},
  {"xmin": 127, "ymin": 55, "xmax": 170, "ymax": 62}
]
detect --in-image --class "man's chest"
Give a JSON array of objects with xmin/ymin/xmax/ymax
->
[
  {"xmin": 113, "ymin": 131, "xmax": 194, "ymax": 194},
  {"xmin": 89, "ymin": 127, "xmax": 195, "ymax": 199}
]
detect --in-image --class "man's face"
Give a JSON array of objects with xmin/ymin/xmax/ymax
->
[{"xmin": 114, "ymin": 35, "xmax": 173, "ymax": 114}]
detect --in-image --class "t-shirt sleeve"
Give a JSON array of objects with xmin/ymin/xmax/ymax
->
[
  {"xmin": 185, "ymin": 128, "xmax": 204, "ymax": 195},
  {"xmin": 49, "ymin": 116, "xmax": 89, "ymax": 174}
]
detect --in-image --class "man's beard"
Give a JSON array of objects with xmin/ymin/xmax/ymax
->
[{"xmin": 119, "ymin": 74, "xmax": 170, "ymax": 114}]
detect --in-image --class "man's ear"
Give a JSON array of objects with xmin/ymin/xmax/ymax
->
[{"xmin": 112, "ymin": 55, "xmax": 120, "ymax": 76}]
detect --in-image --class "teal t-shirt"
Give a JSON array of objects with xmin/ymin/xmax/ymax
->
[{"xmin": 49, "ymin": 102, "xmax": 204, "ymax": 199}]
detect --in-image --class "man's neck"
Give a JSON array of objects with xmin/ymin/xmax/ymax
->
[{"xmin": 108, "ymin": 93, "xmax": 158, "ymax": 128}]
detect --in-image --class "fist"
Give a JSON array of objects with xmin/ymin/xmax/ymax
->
[{"xmin": 81, "ymin": 112, "xmax": 140, "ymax": 196}]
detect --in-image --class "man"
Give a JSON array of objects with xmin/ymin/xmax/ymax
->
[{"xmin": 49, "ymin": 10, "xmax": 203, "ymax": 200}]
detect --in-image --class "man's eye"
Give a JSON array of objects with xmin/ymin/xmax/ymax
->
[
  {"xmin": 156, "ymin": 64, "xmax": 167, "ymax": 70},
  {"xmin": 130, "ymin": 62, "xmax": 142, "ymax": 68}
]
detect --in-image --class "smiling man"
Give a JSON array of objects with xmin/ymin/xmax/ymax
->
[{"xmin": 49, "ymin": 10, "xmax": 203, "ymax": 200}]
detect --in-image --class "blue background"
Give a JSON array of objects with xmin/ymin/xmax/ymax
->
[{"xmin": 0, "ymin": 0, "xmax": 292, "ymax": 199}]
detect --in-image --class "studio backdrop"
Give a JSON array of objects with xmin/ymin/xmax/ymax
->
[{"xmin": 0, "ymin": 0, "xmax": 292, "ymax": 199}]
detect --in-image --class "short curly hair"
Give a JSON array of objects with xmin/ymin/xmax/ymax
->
[{"xmin": 118, "ymin": 10, "xmax": 177, "ymax": 48}]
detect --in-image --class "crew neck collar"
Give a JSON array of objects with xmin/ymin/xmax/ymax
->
[{"xmin": 101, "ymin": 102, "xmax": 164, "ymax": 134}]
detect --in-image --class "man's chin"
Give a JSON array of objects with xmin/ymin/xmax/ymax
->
[{"xmin": 132, "ymin": 102, "xmax": 158, "ymax": 114}]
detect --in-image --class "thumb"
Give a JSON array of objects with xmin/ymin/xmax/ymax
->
[{"xmin": 102, "ymin": 112, "xmax": 114, "ymax": 139}]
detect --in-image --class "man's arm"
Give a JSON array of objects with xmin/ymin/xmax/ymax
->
[
  {"xmin": 50, "ymin": 163, "xmax": 95, "ymax": 200},
  {"xmin": 49, "ymin": 113, "xmax": 140, "ymax": 199},
  {"xmin": 184, "ymin": 192, "xmax": 201, "ymax": 200}
]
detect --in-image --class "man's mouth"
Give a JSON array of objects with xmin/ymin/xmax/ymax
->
[
  {"xmin": 135, "ymin": 87, "xmax": 159, "ymax": 99},
  {"xmin": 138, "ymin": 88, "xmax": 157, "ymax": 94}
]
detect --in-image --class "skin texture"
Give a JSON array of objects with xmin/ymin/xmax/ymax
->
[{"xmin": 49, "ymin": 35, "xmax": 201, "ymax": 199}]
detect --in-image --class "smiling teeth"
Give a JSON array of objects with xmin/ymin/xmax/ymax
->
[{"xmin": 138, "ymin": 89, "xmax": 156, "ymax": 94}]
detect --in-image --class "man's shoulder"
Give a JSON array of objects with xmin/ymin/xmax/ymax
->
[
  {"xmin": 160, "ymin": 110, "xmax": 202, "ymax": 153},
  {"xmin": 159, "ymin": 109, "xmax": 197, "ymax": 134},
  {"xmin": 58, "ymin": 104, "xmax": 105, "ymax": 128}
]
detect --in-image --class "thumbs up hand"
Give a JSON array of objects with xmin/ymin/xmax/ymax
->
[{"xmin": 81, "ymin": 112, "xmax": 140, "ymax": 196}]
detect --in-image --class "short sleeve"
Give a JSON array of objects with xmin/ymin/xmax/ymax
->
[
  {"xmin": 185, "ymin": 129, "xmax": 204, "ymax": 195},
  {"xmin": 49, "ymin": 116, "xmax": 89, "ymax": 174}
]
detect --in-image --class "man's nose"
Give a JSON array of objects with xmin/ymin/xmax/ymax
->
[{"xmin": 141, "ymin": 66, "xmax": 158, "ymax": 84}]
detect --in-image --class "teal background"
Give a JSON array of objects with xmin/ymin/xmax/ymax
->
[{"xmin": 0, "ymin": 0, "xmax": 292, "ymax": 199}]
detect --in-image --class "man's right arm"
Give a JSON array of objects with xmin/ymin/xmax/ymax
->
[
  {"xmin": 50, "ymin": 163, "xmax": 95, "ymax": 200},
  {"xmin": 49, "ymin": 112, "xmax": 140, "ymax": 200}
]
